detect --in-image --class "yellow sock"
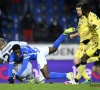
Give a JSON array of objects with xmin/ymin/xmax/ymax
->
[
  {"xmin": 76, "ymin": 65, "xmax": 86, "ymax": 80},
  {"xmin": 87, "ymin": 57, "xmax": 99, "ymax": 63},
  {"xmin": 82, "ymin": 70, "xmax": 90, "ymax": 80}
]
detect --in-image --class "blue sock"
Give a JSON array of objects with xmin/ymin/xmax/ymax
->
[
  {"xmin": 53, "ymin": 34, "xmax": 66, "ymax": 49},
  {"xmin": 50, "ymin": 72, "xmax": 66, "ymax": 79}
]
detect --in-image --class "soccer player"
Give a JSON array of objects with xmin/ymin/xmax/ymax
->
[
  {"xmin": 0, "ymin": 39, "xmax": 35, "ymax": 84},
  {"xmin": 8, "ymin": 28, "xmax": 76, "ymax": 83},
  {"xmin": 71, "ymin": 2, "xmax": 100, "ymax": 84},
  {"xmin": 67, "ymin": 3, "xmax": 93, "ymax": 84}
]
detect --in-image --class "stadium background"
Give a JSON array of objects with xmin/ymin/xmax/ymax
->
[{"xmin": 0, "ymin": 0, "xmax": 100, "ymax": 83}]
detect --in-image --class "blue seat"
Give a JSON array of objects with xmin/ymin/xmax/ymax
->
[
  {"xmin": 46, "ymin": 15, "xmax": 54, "ymax": 26},
  {"xmin": 10, "ymin": 24, "xmax": 20, "ymax": 33},
  {"xmin": 45, "ymin": 6, "xmax": 54, "ymax": 15},
  {"xmin": 34, "ymin": 15, "xmax": 43, "ymax": 24},
  {"xmin": 10, "ymin": 15, "xmax": 20, "ymax": 21},
  {"xmin": 33, "ymin": 6, "xmax": 42, "ymax": 15},
  {"xmin": 64, "ymin": 36, "xmax": 71, "ymax": 43},
  {"xmin": 56, "ymin": 0, "xmax": 65, "ymax": 5},
  {"xmin": 2, "ymin": 26, "xmax": 9, "ymax": 42},
  {"xmin": 11, "ymin": 32, "xmax": 21, "ymax": 41},
  {"xmin": 33, "ymin": 0, "xmax": 42, "ymax": 5},
  {"xmin": 44, "ymin": 0, "xmax": 53, "ymax": 5},
  {"xmin": 58, "ymin": 15, "xmax": 68, "ymax": 30},
  {"xmin": 72, "ymin": 36, "xmax": 80, "ymax": 43},
  {"xmin": 57, "ymin": 5, "xmax": 63, "ymax": 15},
  {"xmin": 70, "ymin": 15, "xmax": 78, "ymax": 28}
]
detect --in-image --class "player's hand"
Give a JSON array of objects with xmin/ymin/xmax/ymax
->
[
  {"xmin": 15, "ymin": 75, "xmax": 23, "ymax": 82},
  {"xmin": 70, "ymin": 34, "xmax": 75, "ymax": 39},
  {"xmin": 94, "ymin": 49, "xmax": 100, "ymax": 56},
  {"xmin": 8, "ymin": 77, "xmax": 14, "ymax": 84}
]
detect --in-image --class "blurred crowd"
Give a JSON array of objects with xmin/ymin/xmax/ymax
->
[{"xmin": 0, "ymin": 0, "xmax": 100, "ymax": 43}]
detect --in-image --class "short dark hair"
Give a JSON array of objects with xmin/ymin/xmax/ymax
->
[
  {"xmin": 76, "ymin": 2, "xmax": 82, "ymax": 8},
  {"xmin": 12, "ymin": 44, "xmax": 20, "ymax": 51},
  {"xmin": 81, "ymin": 2, "xmax": 91, "ymax": 12}
]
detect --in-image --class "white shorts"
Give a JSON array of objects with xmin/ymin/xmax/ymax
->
[
  {"xmin": 36, "ymin": 46, "xmax": 49, "ymax": 69},
  {"xmin": 12, "ymin": 62, "xmax": 33, "ymax": 78}
]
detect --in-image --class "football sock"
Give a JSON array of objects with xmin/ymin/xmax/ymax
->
[
  {"xmin": 50, "ymin": 72, "xmax": 66, "ymax": 79},
  {"xmin": 53, "ymin": 34, "xmax": 66, "ymax": 49}
]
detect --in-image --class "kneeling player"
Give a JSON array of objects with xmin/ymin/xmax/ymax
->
[{"xmin": 0, "ymin": 39, "xmax": 42, "ymax": 84}]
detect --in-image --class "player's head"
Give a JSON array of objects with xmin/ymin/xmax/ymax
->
[
  {"xmin": 76, "ymin": 2, "xmax": 82, "ymax": 17},
  {"xmin": 0, "ymin": 38, "xmax": 7, "ymax": 50},
  {"xmin": 12, "ymin": 44, "xmax": 21, "ymax": 58},
  {"xmin": 81, "ymin": 2, "xmax": 91, "ymax": 16}
]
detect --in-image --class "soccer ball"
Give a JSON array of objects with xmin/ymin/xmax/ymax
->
[{"xmin": 35, "ymin": 74, "xmax": 45, "ymax": 84}]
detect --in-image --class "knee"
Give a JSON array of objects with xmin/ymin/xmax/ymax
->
[
  {"xmin": 81, "ymin": 54, "xmax": 89, "ymax": 62},
  {"xmin": 73, "ymin": 57, "xmax": 81, "ymax": 65}
]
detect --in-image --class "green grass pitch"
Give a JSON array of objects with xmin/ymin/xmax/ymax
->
[{"xmin": 0, "ymin": 83, "xmax": 99, "ymax": 90}]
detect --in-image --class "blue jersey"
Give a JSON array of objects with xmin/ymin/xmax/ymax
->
[{"xmin": 8, "ymin": 46, "xmax": 40, "ymax": 77}]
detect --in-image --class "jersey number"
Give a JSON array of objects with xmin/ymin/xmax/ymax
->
[{"xmin": 3, "ymin": 48, "xmax": 12, "ymax": 62}]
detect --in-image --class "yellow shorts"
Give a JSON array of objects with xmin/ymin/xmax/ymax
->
[
  {"xmin": 86, "ymin": 41, "xmax": 98, "ymax": 57},
  {"xmin": 75, "ymin": 43, "xmax": 86, "ymax": 59},
  {"xmin": 75, "ymin": 40, "xmax": 92, "ymax": 59}
]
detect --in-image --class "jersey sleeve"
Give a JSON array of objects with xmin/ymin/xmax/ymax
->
[
  {"xmin": 8, "ymin": 52, "xmax": 15, "ymax": 78},
  {"xmin": 16, "ymin": 50, "xmax": 30, "ymax": 76}
]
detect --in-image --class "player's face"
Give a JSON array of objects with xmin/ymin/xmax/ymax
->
[
  {"xmin": 76, "ymin": 7, "xmax": 82, "ymax": 17},
  {"xmin": 14, "ymin": 49, "xmax": 21, "ymax": 58}
]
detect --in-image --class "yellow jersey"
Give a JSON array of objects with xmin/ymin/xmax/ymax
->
[
  {"xmin": 78, "ymin": 16, "xmax": 92, "ymax": 43},
  {"xmin": 87, "ymin": 12, "xmax": 99, "ymax": 43}
]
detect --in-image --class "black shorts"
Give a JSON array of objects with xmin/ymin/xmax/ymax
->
[{"xmin": 94, "ymin": 61, "xmax": 100, "ymax": 67}]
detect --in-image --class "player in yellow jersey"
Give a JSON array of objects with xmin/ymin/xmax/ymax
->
[
  {"xmin": 68, "ymin": 3, "xmax": 92, "ymax": 84},
  {"xmin": 73, "ymin": 2, "xmax": 100, "ymax": 84}
]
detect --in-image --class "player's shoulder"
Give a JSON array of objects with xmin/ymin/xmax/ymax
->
[
  {"xmin": 10, "ymin": 52, "xmax": 15, "ymax": 57},
  {"xmin": 88, "ymin": 12, "xmax": 97, "ymax": 18}
]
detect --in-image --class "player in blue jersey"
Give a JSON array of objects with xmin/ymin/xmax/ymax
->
[{"xmin": 8, "ymin": 28, "xmax": 75, "ymax": 84}]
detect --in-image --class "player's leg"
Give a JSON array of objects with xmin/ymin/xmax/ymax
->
[
  {"xmin": 14, "ymin": 62, "xmax": 34, "ymax": 83},
  {"xmin": 35, "ymin": 74, "xmax": 45, "ymax": 84},
  {"xmin": 37, "ymin": 52, "xmax": 74, "ymax": 80},
  {"xmin": 40, "ymin": 64, "xmax": 73, "ymax": 80},
  {"xmin": 74, "ymin": 43, "xmax": 91, "ymax": 82},
  {"xmin": 49, "ymin": 28, "xmax": 75, "ymax": 54},
  {"xmin": 25, "ymin": 63, "xmax": 35, "ymax": 84},
  {"xmin": 75, "ymin": 42, "xmax": 99, "ymax": 83},
  {"xmin": 26, "ymin": 72, "xmax": 35, "ymax": 84}
]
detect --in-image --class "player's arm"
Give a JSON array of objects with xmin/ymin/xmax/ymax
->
[
  {"xmin": 16, "ymin": 56, "xmax": 30, "ymax": 76},
  {"xmin": 8, "ymin": 53, "xmax": 15, "ymax": 84},
  {"xmin": 70, "ymin": 33, "xmax": 79, "ymax": 39}
]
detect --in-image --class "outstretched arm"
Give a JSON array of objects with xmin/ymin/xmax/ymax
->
[
  {"xmin": 8, "ymin": 61, "xmax": 14, "ymax": 78},
  {"xmin": 16, "ymin": 58, "xmax": 29, "ymax": 76},
  {"xmin": 70, "ymin": 33, "xmax": 79, "ymax": 39}
]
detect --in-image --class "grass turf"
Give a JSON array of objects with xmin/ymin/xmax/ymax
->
[{"xmin": 0, "ymin": 83, "xmax": 99, "ymax": 90}]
